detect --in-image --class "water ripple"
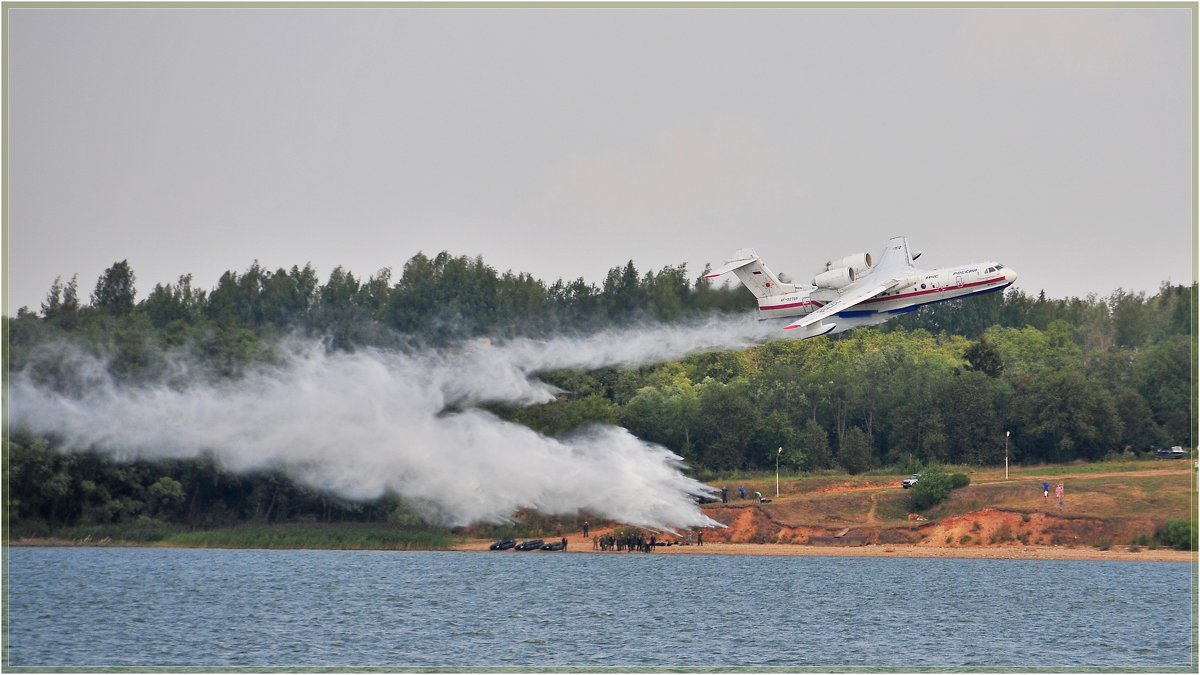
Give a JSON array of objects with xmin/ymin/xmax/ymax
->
[{"xmin": 5, "ymin": 548, "xmax": 1193, "ymax": 669}]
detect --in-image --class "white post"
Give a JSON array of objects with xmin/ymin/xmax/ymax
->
[
  {"xmin": 776, "ymin": 447, "xmax": 782, "ymax": 497},
  {"xmin": 1005, "ymin": 431, "xmax": 1010, "ymax": 480}
]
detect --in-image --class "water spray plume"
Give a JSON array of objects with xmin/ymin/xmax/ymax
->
[{"xmin": 9, "ymin": 315, "xmax": 788, "ymax": 529}]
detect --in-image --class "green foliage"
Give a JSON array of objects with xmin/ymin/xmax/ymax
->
[
  {"xmin": 511, "ymin": 394, "xmax": 619, "ymax": 436},
  {"xmin": 8, "ymin": 523, "xmax": 451, "ymax": 550},
  {"xmin": 936, "ymin": 370, "xmax": 1004, "ymax": 465},
  {"xmin": 799, "ymin": 419, "xmax": 832, "ymax": 470},
  {"xmin": 148, "ymin": 476, "xmax": 186, "ymax": 518},
  {"xmin": 963, "ymin": 336, "xmax": 1003, "ymax": 377},
  {"xmin": 620, "ymin": 380, "xmax": 699, "ymax": 459},
  {"xmin": 163, "ymin": 524, "xmax": 451, "ymax": 550},
  {"xmin": 91, "ymin": 260, "xmax": 137, "ymax": 317},
  {"xmin": 695, "ymin": 378, "xmax": 762, "ymax": 470},
  {"xmin": 1015, "ymin": 370, "xmax": 1123, "ymax": 463},
  {"xmin": 8, "ymin": 254, "xmax": 1196, "ymax": 533},
  {"xmin": 839, "ymin": 427, "xmax": 873, "ymax": 475},
  {"xmin": 1157, "ymin": 519, "xmax": 1197, "ymax": 551},
  {"xmin": 909, "ymin": 464, "xmax": 971, "ymax": 511}
]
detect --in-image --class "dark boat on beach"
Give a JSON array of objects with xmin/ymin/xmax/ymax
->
[{"xmin": 489, "ymin": 539, "xmax": 516, "ymax": 550}]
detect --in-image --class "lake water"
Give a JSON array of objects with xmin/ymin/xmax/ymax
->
[{"xmin": 4, "ymin": 547, "xmax": 1194, "ymax": 669}]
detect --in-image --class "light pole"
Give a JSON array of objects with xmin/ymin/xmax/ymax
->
[
  {"xmin": 1005, "ymin": 431, "xmax": 1010, "ymax": 480},
  {"xmin": 776, "ymin": 447, "xmax": 783, "ymax": 497}
]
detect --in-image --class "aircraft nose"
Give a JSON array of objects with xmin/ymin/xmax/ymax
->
[{"xmin": 1005, "ymin": 267, "xmax": 1019, "ymax": 285}]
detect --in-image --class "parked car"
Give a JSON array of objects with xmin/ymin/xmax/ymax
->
[
  {"xmin": 514, "ymin": 539, "xmax": 544, "ymax": 551},
  {"xmin": 489, "ymin": 539, "xmax": 516, "ymax": 550},
  {"xmin": 902, "ymin": 474, "xmax": 920, "ymax": 489},
  {"xmin": 1155, "ymin": 447, "xmax": 1189, "ymax": 459}
]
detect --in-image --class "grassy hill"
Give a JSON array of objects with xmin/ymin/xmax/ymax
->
[{"xmin": 698, "ymin": 460, "xmax": 1195, "ymax": 549}]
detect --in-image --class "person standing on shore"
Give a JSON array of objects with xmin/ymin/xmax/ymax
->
[
  {"xmin": 1043, "ymin": 482, "xmax": 1050, "ymax": 502},
  {"xmin": 1056, "ymin": 482, "xmax": 1065, "ymax": 509},
  {"xmin": 582, "ymin": 521, "xmax": 589, "ymax": 538}
]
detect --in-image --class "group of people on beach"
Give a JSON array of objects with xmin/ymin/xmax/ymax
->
[
  {"xmin": 594, "ymin": 533, "xmax": 656, "ymax": 552},
  {"xmin": 590, "ymin": 529, "xmax": 704, "ymax": 552}
]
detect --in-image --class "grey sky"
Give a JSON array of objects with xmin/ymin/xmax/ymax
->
[{"xmin": 4, "ymin": 6, "xmax": 1194, "ymax": 315}]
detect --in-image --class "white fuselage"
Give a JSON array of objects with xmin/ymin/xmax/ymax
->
[{"xmin": 756, "ymin": 261, "xmax": 1016, "ymax": 321}]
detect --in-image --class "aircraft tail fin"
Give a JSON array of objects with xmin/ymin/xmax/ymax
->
[{"xmin": 705, "ymin": 249, "xmax": 794, "ymax": 299}]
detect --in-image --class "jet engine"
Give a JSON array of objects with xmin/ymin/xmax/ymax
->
[
  {"xmin": 813, "ymin": 266, "xmax": 856, "ymax": 289},
  {"xmin": 826, "ymin": 252, "xmax": 873, "ymax": 276}
]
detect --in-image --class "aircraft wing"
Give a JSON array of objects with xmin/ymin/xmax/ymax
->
[
  {"xmin": 786, "ymin": 236, "xmax": 917, "ymax": 330},
  {"xmin": 785, "ymin": 278, "xmax": 900, "ymax": 330}
]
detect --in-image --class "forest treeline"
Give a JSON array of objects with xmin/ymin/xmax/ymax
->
[{"xmin": 4, "ymin": 253, "xmax": 1196, "ymax": 530}]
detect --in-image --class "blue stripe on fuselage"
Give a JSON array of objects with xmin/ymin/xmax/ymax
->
[{"xmin": 835, "ymin": 281, "xmax": 1014, "ymax": 320}]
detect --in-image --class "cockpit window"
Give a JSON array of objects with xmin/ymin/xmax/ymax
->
[
  {"xmin": 995, "ymin": 264, "xmax": 1004, "ymax": 270},
  {"xmin": 985, "ymin": 267, "xmax": 995, "ymax": 273}
]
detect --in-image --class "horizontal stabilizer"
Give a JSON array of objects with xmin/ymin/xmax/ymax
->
[
  {"xmin": 706, "ymin": 248, "xmax": 797, "ymax": 299},
  {"xmin": 704, "ymin": 256, "xmax": 759, "ymax": 279}
]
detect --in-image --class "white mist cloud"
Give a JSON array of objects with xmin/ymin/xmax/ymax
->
[{"xmin": 9, "ymin": 315, "xmax": 789, "ymax": 529}]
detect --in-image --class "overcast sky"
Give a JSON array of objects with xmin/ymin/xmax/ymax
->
[{"xmin": 4, "ymin": 6, "xmax": 1194, "ymax": 314}]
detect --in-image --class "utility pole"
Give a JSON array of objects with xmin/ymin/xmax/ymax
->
[
  {"xmin": 1005, "ymin": 431, "xmax": 1010, "ymax": 480},
  {"xmin": 776, "ymin": 447, "xmax": 782, "ymax": 497}
]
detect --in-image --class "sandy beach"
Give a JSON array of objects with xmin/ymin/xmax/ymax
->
[{"xmin": 454, "ymin": 537, "xmax": 1195, "ymax": 563}]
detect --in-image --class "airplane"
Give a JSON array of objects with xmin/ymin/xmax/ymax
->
[{"xmin": 705, "ymin": 236, "xmax": 1018, "ymax": 339}]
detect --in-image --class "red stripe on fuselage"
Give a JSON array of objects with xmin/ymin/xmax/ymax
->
[
  {"xmin": 760, "ymin": 276, "xmax": 1007, "ymax": 312},
  {"xmin": 760, "ymin": 299, "xmax": 823, "ymax": 311},
  {"xmin": 860, "ymin": 275, "xmax": 1007, "ymax": 305}
]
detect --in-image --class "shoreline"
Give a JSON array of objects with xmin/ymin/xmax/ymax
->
[
  {"xmin": 451, "ymin": 539, "xmax": 1196, "ymax": 563},
  {"xmin": 7, "ymin": 537, "xmax": 1194, "ymax": 562}
]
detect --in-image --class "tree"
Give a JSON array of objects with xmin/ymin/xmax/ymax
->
[
  {"xmin": 620, "ymin": 383, "xmax": 699, "ymax": 458},
  {"xmin": 909, "ymin": 464, "xmax": 970, "ymax": 511},
  {"xmin": 1132, "ymin": 336, "xmax": 1195, "ymax": 448},
  {"xmin": 799, "ymin": 419, "xmax": 832, "ymax": 470},
  {"xmin": 148, "ymin": 476, "xmax": 186, "ymax": 519},
  {"xmin": 1112, "ymin": 387, "xmax": 1166, "ymax": 454},
  {"xmin": 888, "ymin": 401, "xmax": 949, "ymax": 464},
  {"xmin": 143, "ymin": 274, "xmax": 206, "ymax": 327},
  {"xmin": 91, "ymin": 260, "xmax": 136, "ymax": 316},
  {"xmin": 261, "ymin": 264, "xmax": 318, "ymax": 327},
  {"xmin": 1110, "ymin": 289, "xmax": 1151, "ymax": 348},
  {"xmin": 694, "ymin": 379, "xmax": 763, "ymax": 470},
  {"xmin": 963, "ymin": 336, "xmax": 1003, "ymax": 377},
  {"xmin": 206, "ymin": 270, "xmax": 250, "ymax": 327},
  {"xmin": 839, "ymin": 426, "xmax": 873, "ymax": 475},
  {"xmin": 1017, "ymin": 370, "xmax": 1123, "ymax": 463},
  {"xmin": 645, "ymin": 264, "xmax": 690, "ymax": 321},
  {"xmin": 512, "ymin": 394, "xmax": 619, "ymax": 437},
  {"xmin": 758, "ymin": 411, "xmax": 804, "ymax": 470},
  {"xmin": 937, "ymin": 370, "xmax": 1003, "ymax": 465}
]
